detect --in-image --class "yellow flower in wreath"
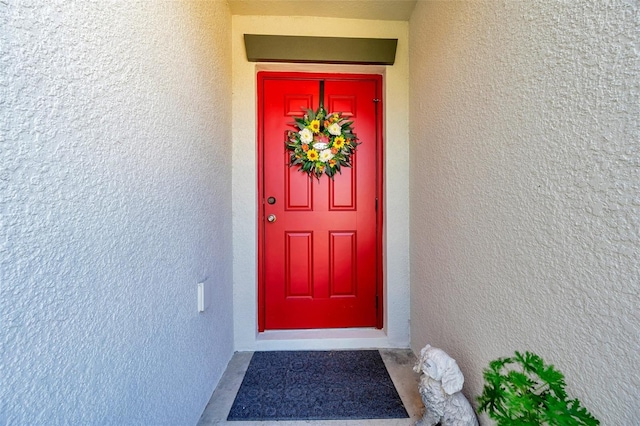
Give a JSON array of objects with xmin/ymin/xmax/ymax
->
[
  {"xmin": 333, "ymin": 135, "xmax": 345, "ymax": 150},
  {"xmin": 307, "ymin": 149, "xmax": 319, "ymax": 162},
  {"xmin": 309, "ymin": 119, "xmax": 321, "ymax": 133}
]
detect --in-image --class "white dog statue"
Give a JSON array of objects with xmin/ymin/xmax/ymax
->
[{"xmin": 413, "ymin": 345, "xmax": 478, "ymax": 426}]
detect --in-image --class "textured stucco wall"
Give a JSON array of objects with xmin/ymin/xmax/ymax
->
[
  {"xmin": 232, "ymin": 15, "xmax": 410, "ymax": 350},
  {"xmin": 1, "ymin": 1, "xmax": 233, "ymax": 424},
  {"xmin": 409, "ymin": 1, "xmax": 639, "ymax": 424}
]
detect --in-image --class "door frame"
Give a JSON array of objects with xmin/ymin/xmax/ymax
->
[{"xmin": 256, "ymin": 71, "xmax": 384, "ymax": 332}]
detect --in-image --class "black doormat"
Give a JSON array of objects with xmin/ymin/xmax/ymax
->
[{"xmin": 227, "ymin": 350, "xmax": 409, "ymax": 421}]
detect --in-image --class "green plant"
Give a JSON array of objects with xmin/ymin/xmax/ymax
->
[{"xmin": 477, "ymin": 351, "xmax": 600, "ymax": 426}]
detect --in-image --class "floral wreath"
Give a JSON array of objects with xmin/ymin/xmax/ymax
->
[{"xmin": 285, "ymin": 106, "xmax": 359, "ymax": 179}]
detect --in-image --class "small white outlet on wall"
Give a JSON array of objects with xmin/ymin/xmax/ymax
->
[{"xmin": 197, "ymin": 282, "xmax": 205, "ymax": 313}]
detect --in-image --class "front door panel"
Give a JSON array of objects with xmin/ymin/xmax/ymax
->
[{"xmin": 258, "ymin": 73, "xmax": 382, "ymax": 330}]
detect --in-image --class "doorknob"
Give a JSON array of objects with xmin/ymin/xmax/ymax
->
[{"xmin": 267, "ymin": 214, "xmax": 276, "ymax": 223}]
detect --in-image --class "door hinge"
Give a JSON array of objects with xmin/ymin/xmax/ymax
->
[
  {"xmin": 375, "ymin": 198, "xmax": 378, "ymax": 211},
  {"xmin": 375, "ymin": 294, "xmax": 379, "ymax": 310},
  {"xmin": 373, "ymin": 98, "xmax": 380, "ymax": 103}
]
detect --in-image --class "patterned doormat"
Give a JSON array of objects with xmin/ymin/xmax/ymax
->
[{"xmin": 227, "ymin": 350, "xmax": 409, "ymax": 421}]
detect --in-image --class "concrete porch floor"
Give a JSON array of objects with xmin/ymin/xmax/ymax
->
[{"xmin": 197, "ymin": 348, "xmax": 424, "ymax": 425}]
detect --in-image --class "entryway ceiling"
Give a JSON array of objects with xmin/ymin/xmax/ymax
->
[{"xmin": 228, "ymin": 0, "xmax": 417, "ymax": 22}]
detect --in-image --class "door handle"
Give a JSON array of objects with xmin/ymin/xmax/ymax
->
[{"xmin": 267, "ymin": 214, "xmax": 277, "ymax": 223}]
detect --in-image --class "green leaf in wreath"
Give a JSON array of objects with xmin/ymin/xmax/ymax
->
[{"xmin": 306, "ymin": 108, "xmax": 315, "ymax": 120}]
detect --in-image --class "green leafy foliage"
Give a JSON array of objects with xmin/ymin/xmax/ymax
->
[{"xmin": 477, "ymin": 351, "xmax": 600, "ymax": 426}]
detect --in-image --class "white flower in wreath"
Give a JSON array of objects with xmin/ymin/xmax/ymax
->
[
  {"xmin": 299, "ymin": 128, "xmax": 313, "ymax": 144},
  {"xmin": 319, "ymin": 149, "xmax": 334, "ymax": 163},
  {"xmin": 313, "ymin": 142, "xmax": 328, "ymax": 151},
  {"xmin": 328, "ymin": 122, "xmax": 342, "ymax": 136}
]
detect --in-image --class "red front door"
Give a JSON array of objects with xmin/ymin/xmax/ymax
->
[{"xmin": 258, "ymin": 72, "xmax": 383, "ymax": 330}]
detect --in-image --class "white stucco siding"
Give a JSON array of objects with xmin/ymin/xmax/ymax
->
[
  {"xmin": 232, "ymin": 16, "xmax": 410, "ymax": 350},
  {"xmin": 409, "ymin": 1, "xmax": 639, "ymax": 424},
  {"xmin": 1, "ymin": 1, "xmax": 233, "ymax": 424}
]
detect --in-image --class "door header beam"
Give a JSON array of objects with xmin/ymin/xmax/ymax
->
[{"xmin": 244, "ymin": 34, "xmax": 397, "ymax": 65}]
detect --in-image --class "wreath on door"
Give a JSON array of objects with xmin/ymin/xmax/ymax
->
[{"xmin": 285, "ymin": 106, "xmax": 359, "ymax": 179}]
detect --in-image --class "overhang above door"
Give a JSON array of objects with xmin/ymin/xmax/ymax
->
[{"xmin": 244, "ymin": 34, "xmax": 398, "ymax": 65}]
